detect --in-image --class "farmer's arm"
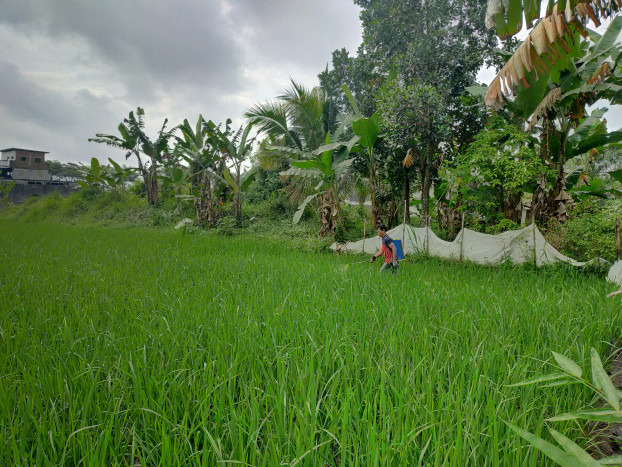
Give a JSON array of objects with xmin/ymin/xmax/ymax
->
[{"xmin": 369, "ymin": 249, "xmax": 382, "ymax": 262}]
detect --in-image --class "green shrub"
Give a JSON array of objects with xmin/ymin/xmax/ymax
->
[
  {"xmin": 80, "ymin": 185, "xmax": 104, "ymax": 200},
  {"xmin": 245, "ymin": 192, "xmax": 296, "ymax": 220},
  {"xmin": 546, "ymin": 198, "xmax": 621, "ymax": 262},
  {"xmin": 485, "ymin": 218, "xmax": 520, "ymax": 234}
]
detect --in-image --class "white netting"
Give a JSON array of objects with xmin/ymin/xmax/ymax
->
[
  {"xmin": 333, "ymin": 224, "xmax": 615, "ymax": 278},
  {"xmin": 608, "ymin": 261, "xmax": 622, "ymax": 285}
]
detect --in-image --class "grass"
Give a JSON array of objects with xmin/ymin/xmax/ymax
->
[{"xmin": 0, "ymin": 219, "xmax": 620, "ymax": 465}]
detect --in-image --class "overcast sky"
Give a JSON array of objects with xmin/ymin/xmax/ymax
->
[
  {"xmin": 0, "ymin": 0, "xmax": 363, "ymax": 164},
  {"xmin": 0, "ymin": 1, "xmax": 619, "ymax": 165}
]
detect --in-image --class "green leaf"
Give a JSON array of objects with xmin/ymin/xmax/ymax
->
[
  {"xmin": 549, "ymin": 428, "xmax": 600, "ymax": 466},
  {"xmin": 311, "ymin": 141, "xmax": 352, "ymax": 156},
  {"xmin": 293, "ymin": 193, "xmax": 318, "ymax": 224},
  {"xmin": 505, "ymin": 423, "xmax": 576, "ymax": 467},
  {"xmin": 514, "ymin": 72, "xmax": 551, "ymax": 120},
  {"xmin": 584, "ymin": 16, "xmax": 622, "ymax": 64},
  {"xmin": 240, "ymin": 166, "xmax": 258, "ymax": 192},
  {"xmin": 108, "ymin": 158, "xmax": 122, "ymax": 173},
  {"xmin": 117, "ymin": 123, "xmax": 133, "ymax": 144},
  {"xmin": 465, "ymin": 85, "xmax": 488, "ymax": 97},
  {"xmin": 506, "ymin": 0, "xmax": 523, "ymax": 37},
  {"xmin": 77, "ymin": 181, "xmax": 89, "ymax": 189},
  {"xmin": 599, "ymin": 455, "xmax": 622, "ymax": 465},
  {"xmin": 90, "ymin": 157, "xmax": 101, "ymax": 173},
  {"xmin": 508, "ymin": 373, "xmax": 569, "ymax": 387},
  {"xmin": 352, "ymin": 114, "xmax": 379, "ymax": 149},
  {"xmin": 561, "ymin": 83, "xmax": 622, "ymax": 101},
  {"xmin": 223, "ymin": 167, "xmax": 238, "ymax": 193},
  {"xmin": 591, "ymin": 348, "xmax": 620, "ymax": 411},
  {"xmin": 320, "ymin": 151, "xmax": 333, "ymax": 177},
  {"xmin": 291, "ymin": 160, "xmax": 321, "ymax": 171},
  {"xmin": 551, "ymin": 351, "xmax": 583, "ymax": 378},
  {"xmin": 548, "ymin": 409, "xmax": 622, "ymax": 424},
  {"xmin": 608, "ymin": 169, "xmax": 622, "ymax": 184},
  {"xmin": 341, "ymin": 84, "xmax": 361, "ymax": 118},
  {"xmin": 172, "ymin": 167, "xmax": 184, "ymax": 184}
]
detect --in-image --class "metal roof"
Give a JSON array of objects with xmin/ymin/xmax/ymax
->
[{"xmin": 0, "ymin": 148, "xmax": 49, "ymax": 153}]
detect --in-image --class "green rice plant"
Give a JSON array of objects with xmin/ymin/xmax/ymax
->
[
  {"xmin": 507, "ymin": 348, "xmax": 622, "ymax": 466},
  {"xmin": 0, "ymin": 220, "xmax": 620, "ymax": 465}
]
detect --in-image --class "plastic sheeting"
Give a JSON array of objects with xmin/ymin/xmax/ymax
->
[
  {"xmin": 608, "ymin": 261, "xmax": 622, "ymax": 285},
  {"xmin": 332, "ymin": 223, "xmax": 609, "ymax": 270}
]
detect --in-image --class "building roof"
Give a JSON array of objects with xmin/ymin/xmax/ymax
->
[{"xmin": 0, "ymin": 148, "xmax": 49, "ymax": 153}]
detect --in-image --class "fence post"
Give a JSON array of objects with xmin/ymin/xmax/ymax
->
[
  {"xmin": 362, "ymin": 218, "xmax": 366, "ymax": 255},
  {"xmin": 617, "ymin": 217, "xmax": 620, "ymax": 261},
  {"xmin": 532, "ymin": 210, "xmax": 537, "ymax": 266},
  {"xmin": 426, "ymin": 215, "xmax": 430, "ymax": 256},
  {"xmin": 460, "ymin": 212, "xmax": 465, "ymax": 262}
]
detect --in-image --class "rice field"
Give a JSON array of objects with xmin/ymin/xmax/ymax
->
[{"xmin": 0, "ymin": 220, "xmax": 620, "ymax": 466}]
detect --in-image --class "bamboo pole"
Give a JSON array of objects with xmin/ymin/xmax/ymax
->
[
  {"xmin": 532, "ymin": 210, "xmax": 537, "ymax": 266},
  {"xmin": 426, "ymin": 215, "xmax": 430, "ymax": 256},
  {"xmin": 460, "ymin": 212, "xmax": 465, "ymax": 262},
  {"xmin": 362, "ymin": 218, "xmax": 366, "ymax": 255},
  {"xmin": 616, "ymin": 217, "xmax": 620, "ymax": 261}
]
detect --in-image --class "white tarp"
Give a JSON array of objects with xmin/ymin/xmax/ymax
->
[
  {"xmin": 608, "ymin": 261, "xmax": 622, "ymax": 285},
  {"xmin": 333, "ymin": 223, "xmax": 612, "ymax": 272}
]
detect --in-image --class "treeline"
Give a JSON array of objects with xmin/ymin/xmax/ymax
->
[{"xmin": 83, "ymin": 1, "xmax": 622, "ymax": 246}]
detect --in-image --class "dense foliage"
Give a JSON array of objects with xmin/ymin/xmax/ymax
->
[{"xmin": 441, "ymin": 118, "xmax": 550, "ymax": 225}]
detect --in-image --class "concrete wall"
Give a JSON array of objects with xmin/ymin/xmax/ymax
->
[
  {"xmin": 1, "ymin": 181, "xmax": 76, "ymax": 205},
  {"xmin": 12, "ymin": 168, "xmax": 51, "ymax": 181}
]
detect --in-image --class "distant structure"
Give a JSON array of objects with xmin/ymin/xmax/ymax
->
[
  {"xmin": 0, "ymin": 148, "xmax": 75, "ymax": 204},
  {"xmin": 0, "ymin": 148, "xmax": 51, "ymax": 181}
]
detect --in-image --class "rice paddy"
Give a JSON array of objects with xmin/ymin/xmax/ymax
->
[{"xmin": 1, "ymin": 220, "xmax": 620, "ymax": 465}]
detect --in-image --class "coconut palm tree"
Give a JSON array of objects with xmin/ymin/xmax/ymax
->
[{"xmin": 245, "ymin": 79, "xmax": 338, "ymax": 153}]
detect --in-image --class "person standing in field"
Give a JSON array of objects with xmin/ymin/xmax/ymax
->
[{"xmin": 369, "ymin": 224, "xmax": 398, "ymax": 273}]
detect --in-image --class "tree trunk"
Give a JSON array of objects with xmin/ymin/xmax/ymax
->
[
  {"xmin": 403, "ymin": 167, "xmax": 410, "ymax": 225},
  {"xmin": 194, "ymin": 174, "xmax": 214, "ymax": 228},
  {"xmin": 504, "ymin": 191, "xmax": 522, "ymax": 223},
  {"xmin": 420, "ymin": 143, "xmax": 434, "ymax": 224},
  {"xmin": 370, "ymin": 163, "xmax": 378, "ymax": 228},
  {"xmin": 145, "ymin": 156, "xmax": 159, "ymax": 205},
  {"xmin": 234, "ymin": 169, "xmax": 241, "ymax": 226},
  {"xmin": 319, "ymin": 190, "xmax": 339, "ymax": 237}
]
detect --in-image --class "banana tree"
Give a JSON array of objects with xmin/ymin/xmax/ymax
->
[
  {"xmin": 77, "ymin": 157, "xmax": 135, "ymax": 190},
  {"xmin": 342, "ymin": 84, "xmax": 382, "ymax": 226},
  {"xmin": 174, "ymin": 116, "xmax": 222, "ymax": 228},
  {"xmin": 485, "ymin": 0, "xmax": 621, "ymax": 109},
  {"xmin": 204, "ymin": 119, "xmax": 256, "ymax": 225},
  {"xmin": 489, "ymin": 17, "xmax": 622, "ymax": 221},
  {"xmin": 284, "ymin": 134, "xmax": 358, "ymax": 236},
  {"xmin": 89, "ymin": 108, "xmax": 174, "ymax": 205}
]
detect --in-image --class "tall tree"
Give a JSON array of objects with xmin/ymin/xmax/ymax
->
[
  {"xmin": 245, "ymin": 79, "xmax": 338, "ymax": 153},
  {"xmin": 376, "ymin": 80, "xmax": 450, "ymax": 221}
]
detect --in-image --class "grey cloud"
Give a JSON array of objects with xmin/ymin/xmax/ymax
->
[
  {"xmin": 0, "ymin": 61, "xmax": 78, "ymax": 130},
  {"xmin": 227, "ymin": 0, "xmax": 362, "ymax": 67},
  {"xmin": 0, "ymin": 1, "xmax": 245, "ymax": 95},
  {"xmin": 0, "ymin": 0, "xmax": 363, "ymax": 163}
]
